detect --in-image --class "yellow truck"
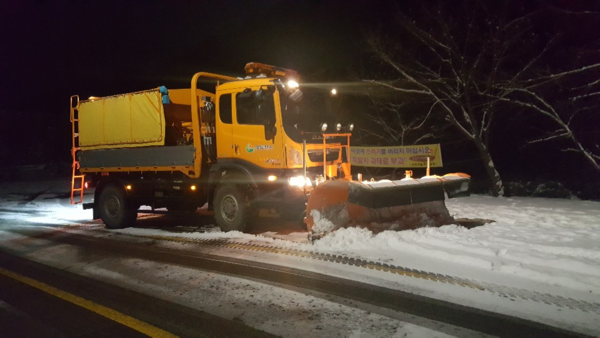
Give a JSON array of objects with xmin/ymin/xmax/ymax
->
[{"xmin": 70, "ymin": 63, "xmax": 470, "ymax": 236}]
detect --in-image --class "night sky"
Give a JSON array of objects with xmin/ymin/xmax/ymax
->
[
  {"xmin": 1, "ymin": 1, "xmax": 598, "ymax": 195},
  {"xmin": 1, "ymin": 0, "xmax": 395, "ymax": 166},
  {"xmin": 1, "ymin": 1, "xmax": 389, "ymax": 107}
]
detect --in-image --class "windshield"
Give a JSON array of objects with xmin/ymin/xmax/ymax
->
[{"xmin": 278, "ymin": 85, "xmax": 338, "ymax": 143}]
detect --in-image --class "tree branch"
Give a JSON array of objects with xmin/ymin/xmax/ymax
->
[{"xmin": 570, "ymin": 91, "xmax": 600, "ymax": 102}]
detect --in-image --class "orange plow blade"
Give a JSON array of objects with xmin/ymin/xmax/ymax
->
[{"xmin": 305, "ymin": 173, "xmax": 470, "ymax": 240}]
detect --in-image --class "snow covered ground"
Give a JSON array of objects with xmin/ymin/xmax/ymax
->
[
  {"xmin": 309, "ymin": 194, "xmax": 600, "ymax": 294},
  {"xmin": 1, "ymin": 179, "xmax": 599, "ymax": 336}
]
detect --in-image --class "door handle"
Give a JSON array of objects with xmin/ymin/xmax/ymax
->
[{"xmin": 234, "ymin": 144, "xmax": 239, "ymax": 155}]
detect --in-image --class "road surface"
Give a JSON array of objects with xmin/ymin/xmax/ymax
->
[{"xmin": 0, "ymin": 207, "xmax": 589, "ymax": 337}]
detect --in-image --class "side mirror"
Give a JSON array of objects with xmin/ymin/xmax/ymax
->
[
  {"xmin": 266, "ymin": 125, "xmax": 277, "ymax": 140},
  {"xmin": 288, "ymin": 89, "xmax": 303, "ymax": 102}
]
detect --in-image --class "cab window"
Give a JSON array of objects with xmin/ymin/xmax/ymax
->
[
  {"xmin": 236, "ymin": 87, "xmax": 275, "ymax": 126},
  {"xmin": 219, "ymin": 94, "xmax": 232, "ymax": 124}
]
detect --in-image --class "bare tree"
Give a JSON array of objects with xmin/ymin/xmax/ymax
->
[
  {"xmin": 364, "ymin": 1, "xmax": 600, "ymax": 196},
  {"xmin": 358, "ymin": 98, "xmax": 446, "ymax": 146},
  {"xmin": 490, "ymin": 60, "xmax": 600, "ymax": 172},
  {"xmin": 364, "ymin": 2, "xmax": 513, "ymax": 196},
  {"xmin": 481, "ymin": 3, "xmax": 600, "ymax": 172}
]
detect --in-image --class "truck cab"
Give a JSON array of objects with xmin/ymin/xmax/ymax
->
[{"xmin": 207, "ymin": 63, "xmax": 352, "ymax": 231}]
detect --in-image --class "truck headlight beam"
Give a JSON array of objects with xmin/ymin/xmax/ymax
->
[{"xmin": 289, "ymin": 175, "xmax": 312, "ymax": 188}]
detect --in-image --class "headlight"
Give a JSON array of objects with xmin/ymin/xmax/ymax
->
[
  {"xmin": 349, "ymin": 123, "xmax": 354, "ymax": 131},
  {"xmin": 287, "ymin": 80, "xmax": 299, "ymax": 89},
  {"xmin": 320, "ymin": 123, "xmax": 328, "ymax": 132},
  {"xmin": 336, "ymin": 123, "xmax": 342, "ymax": 131},
  {"xmin": 288, "ymin": 175, "xmax": 312, "ymax": 188},
  {"xmin": 290, "ymin": 147, "xmax": 303, "ymax": 165}
]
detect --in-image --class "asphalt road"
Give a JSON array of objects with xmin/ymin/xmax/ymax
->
[
  {"xmin": 0, "ymin": 251, "xmax": 276, "ymax": 338},
  {"xmin": 0, "ymin": 222, "xmax": 590, "ymax": 338}
]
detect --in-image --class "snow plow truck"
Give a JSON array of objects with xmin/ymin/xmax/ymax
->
[{"xmin": 70, "ymin": 63, "xmax": 470, "ymax": 239}]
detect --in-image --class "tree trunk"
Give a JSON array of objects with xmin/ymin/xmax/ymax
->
[{"xmin": 474, "ymin": 139, "xmax": 504, "ymax": 197}]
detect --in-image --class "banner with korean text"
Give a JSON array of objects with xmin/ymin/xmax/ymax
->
[{"xmin": 349, "ymin": 144, "xmax": 443, "ymax": 168}]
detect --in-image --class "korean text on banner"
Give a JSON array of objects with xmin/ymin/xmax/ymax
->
[{"xmin": 349, "ymin": 144, "xmax": 443, "ymax": 168}]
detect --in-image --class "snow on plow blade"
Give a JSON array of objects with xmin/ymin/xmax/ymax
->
[{"xmin": 305, "ymin": 173, "xmax": 470, "ymax": 240}]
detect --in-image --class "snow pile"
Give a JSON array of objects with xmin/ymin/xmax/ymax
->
[
  {"xmin": 309, "ymin": 200, "xmax": 455, "ymax": 240},
  {"xmin": 310, "ymin": 208, "xmax": 339, "ymax": 235},
  {"xmin": 311, "ymin": 195, "xmax": 600, "ymax": 293},
  {"xmin": 309, "ymin": 204, "xmax": 350, "ymax": 240}
]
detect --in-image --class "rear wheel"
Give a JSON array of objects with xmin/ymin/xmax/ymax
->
[
  {"xmin": 213, "ymin": 182, "xmax": 254, "ymax": 232},
  {"xmin": 98, "ymin": 185, "xmax": 137, "ymax": 229}
]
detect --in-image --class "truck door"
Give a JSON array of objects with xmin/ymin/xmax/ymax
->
[
  {"xmin": 231, "ymin": 86, "xmax": 284, "ymax": 169},
  {"xmin": 216, "ymin": 93, "xmax": 234, "ymax": 158}
]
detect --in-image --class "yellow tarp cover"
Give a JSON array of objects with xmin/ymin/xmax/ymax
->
[{"xmin": 79, "ymin": 89, "xmax": 165, "ymax": 150}]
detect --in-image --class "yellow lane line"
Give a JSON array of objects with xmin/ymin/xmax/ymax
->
[{"xmin": 0, "ymin": 267, "xmax": 177, "ymax": 338}]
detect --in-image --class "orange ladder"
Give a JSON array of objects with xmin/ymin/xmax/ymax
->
[{"xmin": 70, "ymin": 95, "xmax": 85, "ymax": 204}]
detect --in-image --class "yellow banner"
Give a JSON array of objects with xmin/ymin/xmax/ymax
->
[{"xmin": 350, "ymin": 144, "xmax": 443, "ymax": 168}]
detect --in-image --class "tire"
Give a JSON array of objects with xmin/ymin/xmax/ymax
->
[
  {"xmin": 98, "ymin": 185, "xmax": 137, "ymax": 229},
  {"xmin": 213, "ymin": 182, "xmax": 254, "ymax": 232}
]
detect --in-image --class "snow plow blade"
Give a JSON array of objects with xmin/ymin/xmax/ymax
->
[{"xmin": 305, "ymin": 173, "xmax": 470, "ymax": 240}]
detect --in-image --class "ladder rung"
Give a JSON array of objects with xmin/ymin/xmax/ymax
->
[{"xmin": 71, "ymin": 170, "xmax": 85, "ymax": 205}]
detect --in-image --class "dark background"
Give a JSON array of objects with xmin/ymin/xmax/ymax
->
[
  {"xmin": 0, "ymin": 0, "xmax": 391, "ymax": 165},
  {"xmin": 1, "ymin": 0, "xmax": 598, "ymax": 197}
]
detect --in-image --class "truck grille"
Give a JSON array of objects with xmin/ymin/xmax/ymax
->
[{"xmin": 307, "ymin": 149, "xmax": 340, "ymax": 162}]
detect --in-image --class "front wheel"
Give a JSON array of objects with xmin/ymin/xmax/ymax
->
[
  {"xmin": 213, "ymin": 182, "xmax": 254, "ymax": 232},
  {"xmin": 98, "ymin": 185, "xmax": 137, "ymax": 229}
]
